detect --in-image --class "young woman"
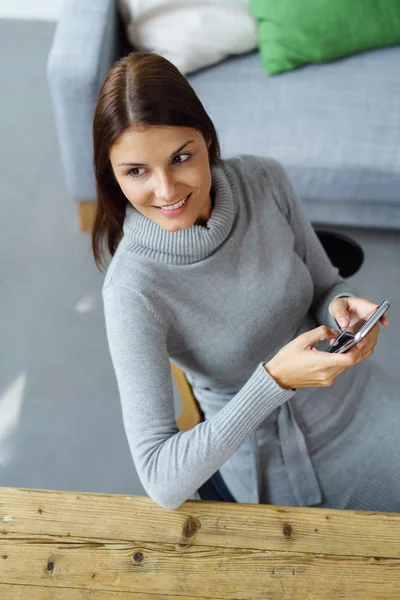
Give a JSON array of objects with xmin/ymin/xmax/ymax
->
[{"xmin": 92, "ymin": 51, "xmax": 398, "ymax": 512}]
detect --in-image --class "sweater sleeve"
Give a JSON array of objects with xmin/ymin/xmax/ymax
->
[
  {"xmin": 258, "ymin": 156, "xmax": 360, "ymax": 329},
  {"xmin": 102, "ymin": 280, "xmax": 295, "ymax": 510}
]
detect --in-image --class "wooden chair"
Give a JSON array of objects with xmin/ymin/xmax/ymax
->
[{"xmin": 172, "ymin": 361, "xmax": 203, "ymax": 432}]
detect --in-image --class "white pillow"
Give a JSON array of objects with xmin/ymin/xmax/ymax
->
[{"xmin": 118, "ymin": 0, "xmax": 257, "ymax": 75}]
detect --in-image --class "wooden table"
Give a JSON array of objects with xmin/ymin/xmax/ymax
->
[{"xmin": 1, "ymin": 486, "xmax": 399, "ymax": 599}]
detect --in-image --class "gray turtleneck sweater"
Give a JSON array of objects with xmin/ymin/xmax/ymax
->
[{"xmin": 102, "ymin": 155, "xmax": 369, "ymax": 509}]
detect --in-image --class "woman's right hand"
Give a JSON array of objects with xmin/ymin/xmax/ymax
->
[{"xmin": 264, "ymin": 325, "xmax": 366, "ymax": 389}]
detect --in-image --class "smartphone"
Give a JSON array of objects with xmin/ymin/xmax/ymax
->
[{"xmin": 326, "ymin": 300, "xmax": 390, "ymax": 354}]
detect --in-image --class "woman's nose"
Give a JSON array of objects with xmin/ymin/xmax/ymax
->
[{"xmin": 154, "ymin": 171, "xmax": 178, "ymax": 202}]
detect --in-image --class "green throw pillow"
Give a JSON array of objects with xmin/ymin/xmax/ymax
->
[{"xmin": 249, "ymin": 0, "xmax": 400, "ymax": 75}]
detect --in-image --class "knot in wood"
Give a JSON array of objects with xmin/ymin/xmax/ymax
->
[
  {"xmin": 282, "ymin": 524, "xmax": 293, "ymax": 538},
  {"xmin": 47, "ymin": 561, "xmax": 54, "ymax": 572},
  {"xmin": 133, "ymin": 552, "xmax": 144, "ymax": 563},
  {"xmin": 182, "ymin": 516, "xmax": 201, "ymax": 539}
]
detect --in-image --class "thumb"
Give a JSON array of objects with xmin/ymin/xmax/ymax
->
[
  {"xmin": 335, "ymin": 313, "xmax": 350, "ymax": 330},
  {"xmin": 297, "ymin": 326, "xmax": 336, "ymax": 348},
  {"xmin": 331, "ymin": 301, "xmax": 351, "ymax": 329}
]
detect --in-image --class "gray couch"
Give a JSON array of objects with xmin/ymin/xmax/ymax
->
[{"xmin": 47, "ymin": 0, "xmax": 400, "ymax": 230}]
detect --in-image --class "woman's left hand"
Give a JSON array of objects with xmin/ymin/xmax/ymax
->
[{"xmin": 328, "ymin": 297, "xmax": 389, "ymax": 363}]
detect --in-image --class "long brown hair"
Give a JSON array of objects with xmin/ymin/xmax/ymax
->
[{"xmin": 92, "ymin": 51, "xmax": 224, "ymax": 271}]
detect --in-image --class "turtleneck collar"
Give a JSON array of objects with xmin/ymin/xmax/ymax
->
[{"xmin": 122, "ymin": 162, "xmax": 238, "ymax": 265}]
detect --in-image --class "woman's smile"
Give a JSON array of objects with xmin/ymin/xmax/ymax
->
[{"xmin": 156, "ymin": 193, "xmax": 192, "ymax": 216}]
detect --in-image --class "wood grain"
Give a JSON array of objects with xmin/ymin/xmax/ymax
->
[
  {"xmin": 0, "ymin": 585, "xmax": 218, "ymax": 600},
  {"xmin": 1, "ymin": 487, "xmax": 400, "ymax": 599}
]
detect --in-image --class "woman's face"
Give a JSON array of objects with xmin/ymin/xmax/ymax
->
[{"xmin": 109, "ymin": 125, "xmax": 213, "ymax": 231}]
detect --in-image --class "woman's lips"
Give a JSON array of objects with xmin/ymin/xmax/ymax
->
[{"xmin": 156, "ymin": 193, "xmax": 191, "ymax": 216}]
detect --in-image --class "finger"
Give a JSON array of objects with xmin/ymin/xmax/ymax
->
[
  {"xmin": 333, "ymin": 312, "xmax": 350, "ymax": 330},
  {"xmin": 329, "ymin": 343, "xmax": 362, "ymax": 367},
  {"xmin": 329, "ymin": 330, "xmax": 341, "ymax": 346},
  {"xmin": 299, "ymin": 326, "xmax": 338, "ymax": 348},
  {"xmin": 355, "ymin": 326, "xmax": 381, "ymax": 361},
  {"xmin": 329, "ymin": 297, "xmax": 351, "ymax": 329},
  {"xmin": 356, "ymin": 338, "xmax": 368, "ymax": 350},
  {"xmin": 380, "ymin": 314, "xmax": 390, "ymax": 326},
  {"xmin": 356, "ymin": 345, "xmax": 372, "ymax": 362},
  {"xmin": 368, "ymin": 322, "xmax": 380, "ymax": 336},
  {"xmin": 346, "ymin": 297, "xmax": 379, "ymax": 319},
  {"xmin": 360, "ymin": 324, "xmax": 380, "ymax": 348},
  {"xmin": 360, "ymin": 331, "xmax": 379, "ymax": 356},
  {"xmin": 356, "ymin": 348, "xmax": 374, "ymax": 364},
  {"xmin": 355, "ymin": 336, "xmax": 371, "ymax": 353}
]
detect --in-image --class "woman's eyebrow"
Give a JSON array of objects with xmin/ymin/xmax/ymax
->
[{"xmin": 117, "ymin": 140, "xmax": 195, "ymax": 167}]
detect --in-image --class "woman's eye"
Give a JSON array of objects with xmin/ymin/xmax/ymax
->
[
  {"xmin": 173, "ymin": 152, "xmax": 191, "ymax": 164},
  {"xmin": 127, "ymin": 153, "xmax": 191, "ymax": 178},
  {"xmin": 128, "ymin": 167, "xmax": 145, "ymax": 178}
]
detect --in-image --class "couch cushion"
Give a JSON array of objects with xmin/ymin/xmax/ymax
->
[
  {"xmin": 118, "ymin": 0, "xmax": 257, "ymax": 75},
  {"xmin": 249, "ymin": 0, "xmax": 400, "ymax": 75},
  {"xmin": 188, "ymin": 46, "xmax": 400, "ymax": 207}
]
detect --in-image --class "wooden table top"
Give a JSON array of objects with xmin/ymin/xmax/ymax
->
[{"xmin": 1, "ymin": 486, "xmax": 400, "ymax": 599}]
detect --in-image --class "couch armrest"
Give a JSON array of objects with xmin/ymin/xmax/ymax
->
[{"xmin": 46, "ymin": 0, "xmax": 122, "ymax": 203}]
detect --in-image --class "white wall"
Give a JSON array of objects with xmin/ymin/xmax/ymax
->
[{"xmin": 0, "ymin": 0, "xmax": 65, "ymax": 21}]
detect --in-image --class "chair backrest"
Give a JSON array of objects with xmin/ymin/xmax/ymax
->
[
  {"xmin": 172, "ymin": 362, "xmax": 203, "ymax": 431},
  {"xmin": 315, "ymin": 229, "xmax": 364, "ymax": 278}
]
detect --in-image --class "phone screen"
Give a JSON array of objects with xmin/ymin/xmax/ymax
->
[{"xmin": 327, "ymin": 330, "xmax": 356, "ymax": 353}]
